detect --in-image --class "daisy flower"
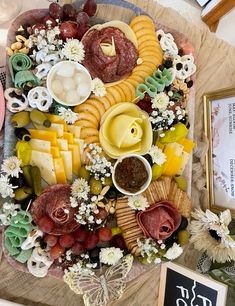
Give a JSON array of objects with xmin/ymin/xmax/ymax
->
[
  {"xmin": 164, "ymin": 243, "xmax": 183, "ymax": 260},
  {"xmin": 148, "ymin": 145, "xmax": 166, "ymax": 165},
  {"xmin": 71, "ymin": 178, "xmax": 90, "ymax": 200},
  {"xmin": 62, "ymin": 39, "xmax": 85, "ymax": 62},
  {"xmin": 189, "ymin": 209, "xmax": 235, "ymax": 263},
  {"xmin": 58, "ymin": 107, "xmax": 78, "ymax": 124},
  {"xmin": 0, "ymin": 175, "xmax": 16, "ymax": 198},
  {"xmin": 100, "ymin": 247, "xmax": 123, "ymax": 265},
  {"xmin": 1, "ymin": 156, "xmax": 22, "ymax": 178},
  {"xmin": 151, "ymin": 92, "xmax": 169, "ymax": 111},
  {"xmin": 128, "ymin": 195, "xmax": 149, "ymax": 211},
  {"xmin": 91, "ymin": 78, "xmax": 106, "ymax": 97},
  {"xmin": 70, "ymin": 196, "xmax": 78, "ymax": 208}
]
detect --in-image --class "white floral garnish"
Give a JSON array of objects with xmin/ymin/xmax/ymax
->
[
  {"xmin": 1, "ymin": 156, "xmax": 22, "ymax": 178},
  {"xmin": 100, "ymin": 247, "xmax": 123, "ymax": 266},
  {"xmin": 70, "ymin": 196, "xmax": 78, "ymax": 208},
  {"xmin": 91, "ymin": 78, "xmax": 106, "ymax": 97},
  {"xmin": 0, "ymin": 175, "xmax": 16, "ymax": 198},
  {"xmin": 58, "ymin": 106, "xmax": 78, "ymax": 124},
  {"xmin": 0, "ymin": 202, "xmax": 21, "ymax": 226},
  {"xmin": 151, "ymin": 92, "xmax": 169, "ymax": 111},
  {"xmin": 62, "ymin": 39, "xmax": 85, "ymax": 62},
  {"xmin": 148, "ymin": 145, "xmax": 167, "ymax": 165},
  {"xmin": 164, "ymin": 243, "xmax": 183, "ymax": 260},
  {"xmin": 65, "ymin": 260, "xmax": 95, "ymax": 275},
  {"xmin": 128, "ymin": 195, "xmax": 149, "ymax": 211},
  {"xmin": 189, "ymin": 209, "xmax": 235, "ymax": 263},
  {"xmin": 71, "ymin": 178, "xmax": 90, "ymax": 201}
]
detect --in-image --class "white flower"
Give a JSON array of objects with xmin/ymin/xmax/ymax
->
[
  {"xmin": 1, "ymin": 156, "xmax": 22, "ymax": 178},
  {"xmin": 71, "ymin": 178, "xmax": 90, "ymax": 200},
  {"xmin": 154, "ymin": 257, "xmax": 161, "ymax": 264},
  {"xmin": 151, "ymin": 92, "xmax": 169, "ymax": 111},
  {"xmin": 128, "ymin": 195, "xmax": 149, "ymax": 211},
  {"xmin": 164, "ymin": 243, "xmax": 183, "ymax": 260},
  {"xmin": 70, "ymin": 196, "xmax": 78, "ymax": 208},
  {"xmin": 91, "ymin": 78, "xmax": 106, "ymax": 97},
  {"xmin": 0, "ymin": 175, "xmax": 16, "ymax": 198},
  {"xmin": 189, "ymin": 208, "xmax": 235, "ymax": 263},
  {"xmin": 58, "ymin": 107, "xmax": 78, "ymax": 124},
  {"xmin": 0, "ymin": 202, "xmax": 20, "ymax": 226},
  {"xmin": 148, "ymin": 145, "xmax": 167, "ymax": 165},
  {"xmin": 62, "ymin": 39, "xmax": 85, "ymax": 62},
  {"xmin": 100, "ymin": 247, "xmax": 123, "ymax": 266}
]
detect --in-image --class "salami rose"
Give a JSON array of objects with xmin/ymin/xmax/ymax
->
[{"xmin": 136, "ymin": 201, "xmax": 181, "ymax": 240}]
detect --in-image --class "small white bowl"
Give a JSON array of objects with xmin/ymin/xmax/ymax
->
[
  {"xmin": 112, "ymin": 154, "xmax": 152, "ymax": 196},
  {"xmin": 47, "ymin": 61, "xmax": 92, "ymax": 107}
]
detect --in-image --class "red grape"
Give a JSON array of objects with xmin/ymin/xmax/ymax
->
[
  {"xmin": 38, "ymin": 215, "xmax": 55, "ymax": 233},
  {"xmin": 60, "ymin": 21, "xmax": 78, "ymax": 40},
  {"xmin": 43, "ymin": 15, "xmax": 57, "ymax": 27},
  {"xmin": 59, "ymin": 234, "xmax": 75, "ymax": 248},
  {"xmin": 83, "ymin": 233, "xmax": 99, "ymax": 250},
  {"xmin": 32, "ymin": 24, "xmax": 46, "ymax": 34},
  {"xmin": 50, "ymin": 243, "xmax": 65, "ymax": 259},
  {"xmin": 83, "ymin": 0, "xmax": 97, "ymax": 17},
  {"xmin": 111, "ymin": 235, "xmax": 127, "ymax": 250},
  {"xmin": 63, "ymin": 4, "xmax": 77, "ymax": 20},
  {"xmin": 73, "ymin": 227, "xmax": 88, "ymax": 242},
  {"xmin": 71, "ymin": 242, "xmax": 85, "ymax": 255},
  {"xmin": 137, "ymin": 93, "xmax": 153, "ymax": 114},
  {"xmin": 44, "ymin": 234, "xmax": 58, "ymax": 247},
  {"xmin": 77, "ymin": 23, "xmax": 90, "ymax": 40},
  {"xmin": 49, "ymin": 2, "xmax": 63, "ymax": 20},
  {"xmin": 98, "ymin": 227, "xmax": 112, "ymax": 242},
  {"xmin": 76, "ymin": 11, "xmax": 89, "ymax": 25},
  {"xmin": 94, "ymin": 208, "xmax": 107, "ymax": 221}
]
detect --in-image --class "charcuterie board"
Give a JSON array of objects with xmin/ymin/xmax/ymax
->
[{"xmin": 1, "ymin": 0, "xmax": 196, "ymax": 304}]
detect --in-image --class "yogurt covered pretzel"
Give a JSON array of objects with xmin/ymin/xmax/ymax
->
[
  {"xmin": 4, "ymin": 87, "xmax": 29, "ymax": 112},
  {"xmin": 27, "ymin": 86, "xmax": 53, "ymax": 112},
  {"xmin": 156, "ymin": 29, "xmax": 178, "ymax": 56}
]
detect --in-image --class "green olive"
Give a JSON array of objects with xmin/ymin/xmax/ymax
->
[
  {"xmin": 31, "ymin": 166, "xmax": 42, "ymax": 196},
  {"xmin": 104, "ymin": 176, "xmax": 113, "ymax": 186},
  {"xmin": 78, "ymin": 166, "xmax": 90, "ymax": 181},
  {"xmin": 89, "ymin": 177, "xmax": 102, "ymax": 195},
  {"xmin": 22, "ymin": 165, "xmax": 33, "ymax": 187},
  {"xmin": 14, "ymin": 186, "xmax": 33, "ymax": 201},
  {"xmin": 11, "ymin": 111, "xmax": 30, "ymax": 127}
]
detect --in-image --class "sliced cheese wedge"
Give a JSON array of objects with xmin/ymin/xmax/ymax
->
[
  {"xmin": 67, "ymin": 125, "xmax": 81, "ymax": 138},
  {"xmin": 74, "ymin": 138, "xmax": 84, "ymax": 156},
  {"xmin": 28, "ymin": 129, "xmax": 57, "ymax": 146},
  {"xmin": 51, "ymin": 146, "xmax": 60, "ymax": 158},
  {"xmin": 34, "ymin": 123, "xmax": 64, "ymax": 138},
  {"xmin": 63, "ymin": 132, "xmax": 74, "ymax": 144},
  {"xmin": 57, "ymin": 139, "xmax": 68, "ymax": 151},
  {"xmin": 29, "ymin": 139, "xmax": 51, "ymax": 153},
  {"xmin": 53, "ymin": 158, "xmax": 67, "ymax": 184},
  {"xmin": 46, "ymin": 114, "xmax": 68, "ymax": 131},
  {"xmin": 60, "ymin": 151, "xmax": 73, "ymax": 182},
  {"xmin": 30, "ymin": 150, "xmax": 56, "ymax": 185},
  {"xmin": 69, "ymin": 144, "xmax": 81, "ymax": 176}
]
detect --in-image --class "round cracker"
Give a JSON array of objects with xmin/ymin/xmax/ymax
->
[
  {"xmin": 77, "ymin": 112, "xmax": 98, "ymax": 127},
  {"xmin": 74, "ymin": 103, "xmax": 100, "ymax": 121},
  {"xmin": 80, "ymin": 128, "xmax": 99, "ymax": 139},
  {"xmin": 105, "ymin": 93, "xmax": 116, "ymax": 106},
  {"xmin": 114, "ymin": 85, "xmax": 126, "ymax": 102},
  {"xmin": 128, "ymin": 74, "xmax": 145, "ymax": 84},
  {"xmin": 135, "ymin": 28, "xmax": 156, "ymax": 39},
  {"xmin": 126, "ymin": 78, "xmax": 139, "ymax": 88},
  {"xmin": 141, "ymin": 55, "xmax": 162, "ymax": 66},
  {"xmin": 139, "ymin": 40, "xmax": 160, "ymax": 50},
  {"xmin": 106, "ymin": 86, "xmax": 123, "ymax": 103},
  {"xmin": 130, "ymin": 16, "xmax": 154, "ymax": 29},
  {"xmin": 74, "ymin": 120, "xmax": 97, "ymax": 129},
  {"xmin": 84, "ymin": 135, "xmax": 100, "ymax": 144},
  {"xmin": 86, "ymin": 99, "xmax": 106, "ymax": 118},
  {"xmin": 90, "ymin": 95, "xmax": 110, "ymax": 110},
  {"xmin": 116, "ymin": 82, "xmax": 132, "ymax": 102},
  {"xmin": 122, "ymin": 81, "xmax": 136, "ymax": 101},
  {"xmin": 132, "ymin": 64, "xmax": 154, "ymax": 75},
  {"xmin": 138, "ymin": 34, "xmax": 158, "ymax": 46}
]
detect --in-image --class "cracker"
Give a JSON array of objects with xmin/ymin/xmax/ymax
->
[
  {"xmin": 80, "ymin": 128, "xmax": 99, "ymax": 139},
  {"xmin": 86, "ymin": 99, "xmax": 106, "ymax": 118},
  {"xmin": 179, "ymin": 193, "xmax": 192, "ymax": 218},
  {"xmin": 84, "ymin": 135, "xmax": 100, "ymax": 145},
  {"xmin": 162, "ymin": 176, "xmax": 171, "ymax": 198}
]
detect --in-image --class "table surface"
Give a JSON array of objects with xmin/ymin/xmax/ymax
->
[{"xmin": 1, "ymin": 0, "xmax": 235, "ymax": 305}]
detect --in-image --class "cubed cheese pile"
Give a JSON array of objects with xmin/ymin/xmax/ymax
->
[{"xmin": 28, "ymin": 114, "xmax": 84, "ymax": 185}]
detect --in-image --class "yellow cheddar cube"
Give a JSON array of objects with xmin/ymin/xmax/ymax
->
[
  {"xmin": 29, "ymin": 139, "xmax": 51, "ymax": 153},
  {"xmin": 67, "ymin": 125, "xmax": 81, "ymax": 138},
  {"xmin": 63, "ymin": 132, "xmax": 74, "ymax": 144},
  {"xmin": 53, "ymin": 158, "xmax": 67, "ymax": 184},
  {"xmin": 68, "ymin": 144, "xmax": 81, "ymax": 176},
  {"xmin": 60, "ymin": 151, "xmax": 73, "ymax": 182},
  {"xmin": 178, "ymin": 138, "xmax": 196, "ymax": 153},
  {"xmin": 163, "ymin": 155, "xmax": 182, "ymax": 176},
  {"xmin": 51, "ymin": 146, "xmax": 60, "ymax": 158},
  {"xmin": 28, "ymin": 129, "xmax": 57, "ymax": 146},
  {"xmin": 74, "ymin": 138, "xmax": 84, "ymax": 156},
  {"xmin": 57, "ymin": 139, "xmax": 68, "ymax": 151}
]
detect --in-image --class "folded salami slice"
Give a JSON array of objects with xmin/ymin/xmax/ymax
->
[
  {"xmin": 136, "ymin": 200, "xmax": 181, "ymax": 240},
  {"xmin": 30, "ymin": 184, "xmax": 80, "ymax": 235}
]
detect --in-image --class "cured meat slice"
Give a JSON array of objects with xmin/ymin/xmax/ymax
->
[
  {"xmin": 31, "ymin": 184, "xmax": 79, "ymax": 235},
  {"xmin": 136, "ymin": 201, "xmax": 181, "ymax": 240},
  {"xmin": 82, "ymin": 27, "xmax": 138, "ymax": 83}
]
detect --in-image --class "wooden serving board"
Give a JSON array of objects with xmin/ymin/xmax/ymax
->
[{"xmin": 2, "ymin": 0, "xmax": 196, "ymax": 283}]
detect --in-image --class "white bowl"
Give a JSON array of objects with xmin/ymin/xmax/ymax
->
[
  {"xmin": 47, "ymin": 61, "xmax": 92, "ymax": 107},
  {"xmin": 112, "ymin": 154, "xmax": 152, "ymax": 196}
]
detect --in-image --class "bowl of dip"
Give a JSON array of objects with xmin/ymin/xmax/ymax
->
[
  {"xmin": 112, "ymin": 154, "xmax": 152, "ymax": 196},
  {"xmin": 47, "ymin": 61, "xmax": 92, "ymax": 107}
]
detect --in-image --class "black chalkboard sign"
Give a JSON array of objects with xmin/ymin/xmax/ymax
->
[{"xmin": 158, "ymin": 262, "xmax": 227, "ymax": 306}]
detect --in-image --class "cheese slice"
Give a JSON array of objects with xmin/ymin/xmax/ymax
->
[
  {"xmin": 69, "ymin": 144, "xmax": 81, "ymax": 175},
  {"xmin": 28, "ymin": 129, "xmax": 57, "ymax": 146},
  {"xmin": 51, "ymin": 146, "xmax": 60, "ymax": 158},
  {"xmin": 60, "ymin": 151, "xmax": 73, "ymax": 182},
  {"xmin": 57, "ymin": 139, "xmax": 68, "ymax": 151},
  {"xmin": 29, "ymin": 139, "xmax": 51, "ymax": 153},
  {"xmin": 53, "ymin": 158, "xmax": 67, "ymax": 184},
  {"xmin": 67, "ymin": 125, "xmax": 81, "ymax": 138},
  {"xmin": 34, "ymin": 123, "xmax": 64, "ymax": 138},
  {"xmin": 63, "ymin": 132, "xmax": 74, "ymax": 144},
  {"xmin": 177, "ymin": 151, "xmax": 190, "ymax": 175},
  {"xmin": 46, "ymin": 114, "xmax": 68, "ymax": 131},
  {"xmin": 74, "ymin": 138, "xmax": 84, "ymax": 156},
  {"xmin": 30, "ymin": 150, "xmax": 56, "ymax": 185}
]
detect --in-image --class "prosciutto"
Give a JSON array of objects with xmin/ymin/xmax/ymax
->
[
  {"xmin": 30, "ymin": 184, "xmax": 80, "ymax": 235},
  {"xmin": 136, "ymin": 201, "xmax": 181, "ymax": 240}
]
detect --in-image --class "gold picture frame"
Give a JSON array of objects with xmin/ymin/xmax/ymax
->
[{"xmin": 204, "ymin": 87, "xmax": 235, "ymax": 218}]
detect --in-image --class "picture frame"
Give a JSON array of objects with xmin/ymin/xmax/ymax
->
[
  {"xmin": 204, "ymin": 87, "xmax": 235, "ymax": 218},
  {"xmin": 158, "ymin": 262, "xmax": 227, "ymax": 306}
]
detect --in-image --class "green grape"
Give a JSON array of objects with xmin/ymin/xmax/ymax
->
[
  {"xmin": 89, "ymin": 177, "xmax": 102, "ymax": 195},
  {"xmin": 174, "ymin": 175, "xmax": 187, "ymax": 191},
  {"xmin": 160, "ymin": 123, "xmax": 188, "ymax": 144},
  {"xmin": 78, "ymin": 166, "xmax": 90, "ymax": 181},
  {"xmin": 152, "ymin": 164, "xmax": 164, "ymax": 180}
]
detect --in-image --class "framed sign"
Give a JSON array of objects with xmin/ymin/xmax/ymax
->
[
  {"xmin": 204, "ymin": 88, "xmax": 235, "ymax": 217},
  {"xmin": 158, "ymin": 262, "xmax": 227, "ymax": 306}
]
